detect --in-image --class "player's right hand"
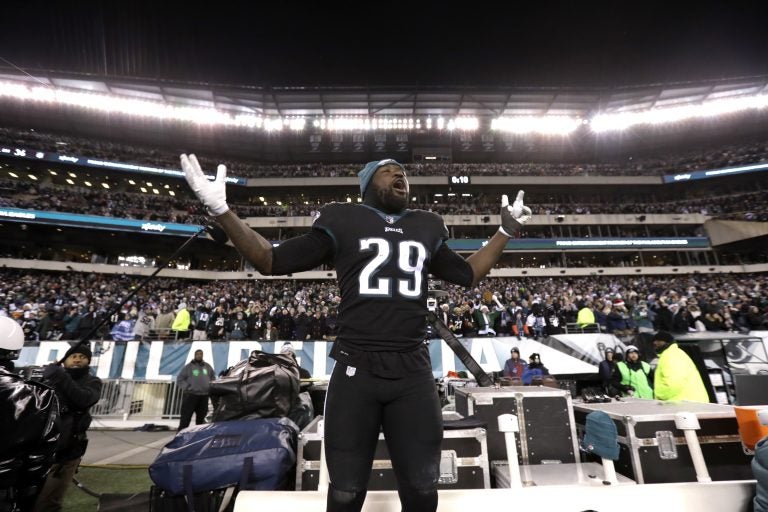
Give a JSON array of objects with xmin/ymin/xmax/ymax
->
[
  {"xmin": 499, "ymin": 190, "xmax": 532, "ymax": 237},
  {"xmin": 180, "ymin": 153, "xmax": 229, "ymax": 216}
]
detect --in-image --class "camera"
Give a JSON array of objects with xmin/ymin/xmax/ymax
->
[{"xmin": 426, "ymin": 283, "xmax": 448, "ymax": 314}]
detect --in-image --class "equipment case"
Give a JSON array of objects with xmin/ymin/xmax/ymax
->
[
  {"xmin": 491, "ymin": 461, "xmax": 636, "ymax": 487},
  {"xmin": 454, "ymin": 386, "xmax": 579, "ymax": 464},
  {"xmin": 295, "ymin": 413, "xmax": 490, "ymax": 490},
  {"xmin": 148, "ymin": 486, "xmax": 236, "ymax": 512},
  {"xmin": 573, "ymin": 399, "xmax": 753, "ymax": 484}
]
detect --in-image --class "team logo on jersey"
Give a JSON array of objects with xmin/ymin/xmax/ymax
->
[
  {"xmin": 385, "ymin": 215, "xmax": 395, "ymax": 224},
  {"xmin": 385, "ymin": 226, "xmax": 404, "ymax": 234}
]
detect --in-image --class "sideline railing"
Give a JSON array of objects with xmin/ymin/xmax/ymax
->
[{"xmin": 91, "ymin": 379, "xmax": 185, "ymax": 419}]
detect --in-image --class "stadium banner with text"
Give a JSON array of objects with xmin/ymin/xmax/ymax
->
[
  {"xmin": 446, "ymin": 237, "xmax": 710, "ymax": 251},
  {"xmin": 16, "ymin": 338, "xmax": 601, "ymax": 380},
  {"xmin": 0, "ymin": 208, "xmax": 203, "ymax": 237},
  {"xmin": 0, "ymin": 208, "xmax": 710, "ymax": 248},
  {"xmin": 267, "ymin": 237, "xmax": 709, "ymax": 251},
  {"xmin": 662, "ymin": 162, "xmax": 768, "ymax": 183},
  {"xmin": 0, "ymin": 145, "xmax": 247, "ymax": 185}
]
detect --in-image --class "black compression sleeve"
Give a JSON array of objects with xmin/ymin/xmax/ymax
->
[
  {"xmin": 270, "ymin": 229, "xmax": 335, "ymax": 275},
  {"xmin": 428, "ymin": 242, "xmax": 474, "ymax": 287}
]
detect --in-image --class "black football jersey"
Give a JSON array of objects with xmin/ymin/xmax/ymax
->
[{"xmin": 312, "ymin": 203, "xmax": 455, "ymax": 350}]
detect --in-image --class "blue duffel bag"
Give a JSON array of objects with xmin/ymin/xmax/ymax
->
[{"xmin": 149, "ymin": 417, "xmax": 298, "ymax": 497}]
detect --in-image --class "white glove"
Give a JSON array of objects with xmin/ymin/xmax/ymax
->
[
  {"xmin": 180, "ymin": 153, "xmax": 229, "ymax": 216},
  {"xmin": 499, "ymin": 190, "xmax": 532, "ymax": 237}
]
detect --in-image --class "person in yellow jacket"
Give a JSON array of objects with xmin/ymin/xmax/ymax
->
[
  {"xmin": 614, "ymin": 345, "xmax": 654, "ymax": 399},
  {"xmin": 576, "ymin": 302, "xmax": 596, "ymax": 328},
  {"xmin": 652, "ymin": 330, "xmax": 709, "ymax": 402},
  {"xmin": 172, "ymin": 302, "xmax": 192, "ymax": 339}
]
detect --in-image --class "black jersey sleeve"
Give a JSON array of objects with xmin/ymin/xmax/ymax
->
[
  {"xmin": 428, "ymin": 242, "xmax": 474, "ymax": 287},
  {"xmin": 270, "ymin": 229, "xmax": 335, "ymax": 275}
]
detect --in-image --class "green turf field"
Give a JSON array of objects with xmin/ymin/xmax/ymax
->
[{"xmin": 63, "ymin": 465, "xmax": 152, "ymax": 512}]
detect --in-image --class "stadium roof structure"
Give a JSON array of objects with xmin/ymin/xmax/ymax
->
[{"xmin": 2, "ymin": 68, "xmax": 768, "ymax": 119}]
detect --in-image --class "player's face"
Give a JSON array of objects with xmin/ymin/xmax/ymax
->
[{"xmin": 370, "ymin": 164, "xmax": 409, "ymax": 212}]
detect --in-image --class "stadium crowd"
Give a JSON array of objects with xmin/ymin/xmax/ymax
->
[
  {"xmin": 1, "ymin": 126, "xmax": 767, "ymax": 178},
  {"xmin": 2, "ymin": 269, "xmax": 766, "ymax": 343},
  {"xmin": 2, "ymin": 176, "xmax": 767, "ymax": 222}
]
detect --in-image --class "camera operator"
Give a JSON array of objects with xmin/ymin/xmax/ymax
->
[
  {"xmin": 0, "ymin": 316, "xmax": 60, "ymax": 512},
  {"xmin": 33, "ymin": 345, "xmax": 102, "ymax": 512}
]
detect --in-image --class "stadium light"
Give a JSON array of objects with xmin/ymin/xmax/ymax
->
[
  {"xmin": 452, "ymin": 117, "xmax": 480, "ymax": 131},
  {"xmin": 8, "ymin": 172, "xmax": 18, "ymax": 178},
  {"xmin": 0, "ymin": 80, "xmax": 304, "ymax": 133},
  {"xmin": 590, "ymin": 93, "xmax": 768, "ymax": 132},
  {"xmin": 491, "ymin": 116, "xmax": 581, "ymax": 135},
  {"xmin": 66, "ymin": 178, "xmax": 74, "ymax": 185},
  {"xmin": 312, "ymin": 116, "xmax": 478, "ymax": 132},
  {"xmin": 28, "ymin": 174, "xmax": 38, "ymax": 180}
]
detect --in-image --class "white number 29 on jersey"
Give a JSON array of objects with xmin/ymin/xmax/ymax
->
[{"xmin": 358, "ymin": 238, "xmax": 427, "ymax": 298}]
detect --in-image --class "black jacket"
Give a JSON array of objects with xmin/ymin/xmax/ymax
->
[
  {"xmin": 0, "ymin": 365, "xmax": 60, "ymax": 511},
  {"xmin": 44, "ymin": 367, "xmax": 102, "ymax": 462}
]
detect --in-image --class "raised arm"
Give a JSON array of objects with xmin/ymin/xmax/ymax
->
[
  {"xmin": 465, "ymin": 191, "xmax": 532, "ymax": 285},
  {"xmin": 181, "ymin": 154, "xmax": 274, "ymax": 274}
]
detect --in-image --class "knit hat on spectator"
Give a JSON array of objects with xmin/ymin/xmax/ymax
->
[
  {"xmin": 654, "ymin": 330, "xmax": 675, "ymax": 344},
  {"xmin": 625, "ymin": 345, "xmax": 640, "ymax": 354},
  {"xmin": 358, "ymin": 159, "xmax": 405, "ymax": 198},
  {"xmin": 64, "ymin": 343, "xmax": 92, "ymax": 362}
]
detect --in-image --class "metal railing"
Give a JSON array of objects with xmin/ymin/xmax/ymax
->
[
  {"xmin": 564, "ymin": 322, "xmax": 602, "ymax": 334},
  {"xmin": 92, "ymin": 379, "xmax": 185, "ymax": 419}
]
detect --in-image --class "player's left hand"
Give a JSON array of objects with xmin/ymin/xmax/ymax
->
[{"xmin": 499, "ymin": 190, "xmax": 532, "ymax": 236}]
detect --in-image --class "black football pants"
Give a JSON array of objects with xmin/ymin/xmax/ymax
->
[{"xmin": 324, "ymin": 363, "xmax": 442, "ymax": 512}]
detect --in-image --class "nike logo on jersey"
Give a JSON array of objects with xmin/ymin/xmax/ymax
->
[{"xmin": 384, "ymin": 227, "xmax": 404, "ymax": 234}]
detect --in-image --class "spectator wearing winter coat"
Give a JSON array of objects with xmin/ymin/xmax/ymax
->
[
  {"xmin": 154, "ymin": 305, "xmax": 175, "ymax": 332},
  {"xmin": 176, "ymin": 350, "xmax": 214, "ymax": 430},
  {"xmin": 613, "ymin": 345, "xmax": 653, "ymax": 399},
  {"xmin": 653, "ymin": 330, "xmax": 709, "ymax": 403},
  {"xmin": 171, "ymin": 303, "xmax": 192, "ymax": 339},
  {"xmin": 598, "ymin": 348, "xmax": 617, "ymax": 393},
  {"xmin": 502, "ymin": 347, "xmax": 528, "ymax": 378},
  {"xmin": 133, "ymin": 306, "xmax": 155, "ymax": 340},
  {"xmin": 293, "ymin": 307, "xmax": 311, "ymax": 340},
  {"xmin": 522, "ymin": 353, "xmax": 550, "ymax": 385}
]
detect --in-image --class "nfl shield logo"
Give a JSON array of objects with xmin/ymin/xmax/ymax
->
[{"xmin": 385, "ymin": 215, "xmax": 395, "ymax": 224}]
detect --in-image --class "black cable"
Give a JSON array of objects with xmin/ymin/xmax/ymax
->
[
  {"xmin": 88, "ymin": 418, "xmax": 174, "ymax": 451},
  {"xmin": 56, "ymin": 223, "xmax": 213, "ymax": 364},
  {"xmin": 72, "ymin": 476, "xmax": 102, "ymax": 498}
]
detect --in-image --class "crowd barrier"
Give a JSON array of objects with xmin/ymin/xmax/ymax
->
[{"xmin": 17, "ymin": 336, "xmax": 604, "ymax": 381}]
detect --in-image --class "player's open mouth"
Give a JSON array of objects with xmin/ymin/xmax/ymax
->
[{"xmin": 392, "ymin": 179, "xmax": 406, "ymax": 193}]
